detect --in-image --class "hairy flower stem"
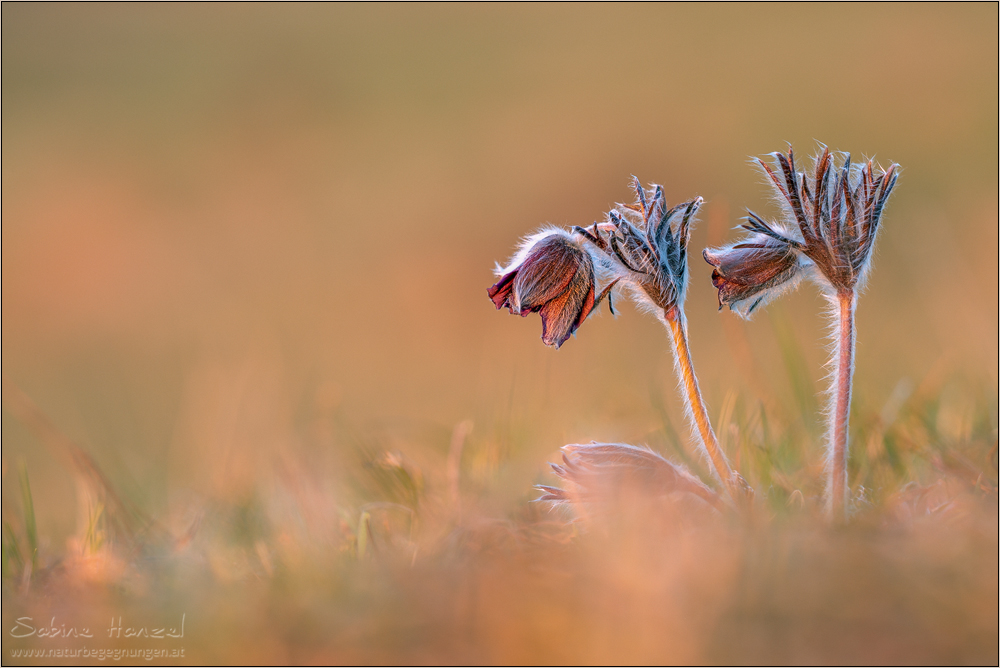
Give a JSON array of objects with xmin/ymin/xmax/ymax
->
[
  {"xmin": 829, "ymin": 290, "xmax": 856, "ymax": 521},
  {"xmin": 664, "ymin": 310, "xmax": 737, "ymax": 500}
]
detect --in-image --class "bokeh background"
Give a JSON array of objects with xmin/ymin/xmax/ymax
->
[{"xmin": 3, "ymin": 4, "xmax": 997, "ymax": 664}]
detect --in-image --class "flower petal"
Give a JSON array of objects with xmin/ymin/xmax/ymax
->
[
  {"xmin": 538, "ymin": 267, "xmax": 592, "ymax": 347},
  {"xmin": 487, "ymin": 270, "xmax": 517, "ymax": 311},
  {"xmin": 573, "ymin": 283, "xmax": 597, "ymax": 330},
  {"xmin": 513, "ymin": 235, "xmax": 587, "ymax": 313}
]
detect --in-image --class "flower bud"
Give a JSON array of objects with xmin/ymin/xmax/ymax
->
[
  {"xmin": 488, "ymin": 232, "xmax": 599, "ymax": 348},
  {"xmin": 703, "ymin": 234, "xmax": 802, "ymax": 317}
]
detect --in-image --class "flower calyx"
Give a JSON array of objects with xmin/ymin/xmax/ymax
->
[{"xmin": 576, "ymin": 177, "xmax": 703, "ymax": 320}]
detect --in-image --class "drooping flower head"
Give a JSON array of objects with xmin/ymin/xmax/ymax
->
[
  {"xmin": 488, "ymin": 179, "xmax": 703, "ymax": 347},
  {"xmin": 488, "ymin": 230, "xmax": 615, "ymax": 348},
  {"xmin": 703, "ymin": 233, "xmax": 804, "ymax": 317},
  {"xmin": 705, "ymin": 145, "xmax": 899, "ymax": 317}
]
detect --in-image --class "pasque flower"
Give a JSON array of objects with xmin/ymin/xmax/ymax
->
[
  {"xmin": 704, "ymin": 145, "xmax": 899, "ymax": 520},
  {"xmin": 488, "ymin": 230, "xmax": 615, "ymax": 348},
  {"xmin": 580, "ymin": 182, "xmax": 747, "ymax": 501},
  {"xmin": 489, "ymin": 179, "xmax": 749, "ymax": 506},
  {"xmin": 536, "ymin": 442, "xmax": 722, "ymax": 512}
]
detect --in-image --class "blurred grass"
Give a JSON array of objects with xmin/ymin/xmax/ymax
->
[
  {"xmin": 2, "ymin": 3, "xmax": 998, "ymax": 665},
  {"xmin": 1, "ymin": 357, "xmax": 996, "ymax": 664}
]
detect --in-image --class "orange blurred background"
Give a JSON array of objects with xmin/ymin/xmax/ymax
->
[{"xmin": 2, "ymin": 2, "xmax": 997, "ymax": 550}]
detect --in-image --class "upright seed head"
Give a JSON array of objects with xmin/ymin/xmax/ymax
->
[
  {"xmin": 705, "ymin": 144, "xmax": 900, "ymax": 315},
  {"xmin": 595, "ymin": 177, "xmax": 703, "ymax": 320}
]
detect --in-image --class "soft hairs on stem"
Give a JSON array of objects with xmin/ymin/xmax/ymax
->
[
  {"xmin": 827, "ymin": 290, "xmax": 856, "ymax": 520},
  {"xmin": 663, "ymin": 312, "xmax": 739, "ymax": 499},
  {"xmin": 705, "ymin": 145, "xmax": 899, "ymax": 519}
]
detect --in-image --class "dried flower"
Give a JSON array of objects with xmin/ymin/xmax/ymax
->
[
  {"xmin": 488, "ymin": 231, "xmax": 614, "ymax": 348},
  {"xmin": 573, "ymin": 180, "xmax": 747, "ymax": 501}
]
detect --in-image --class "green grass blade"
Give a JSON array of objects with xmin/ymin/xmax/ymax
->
[
  {"xmin": 17, "ymin": 461, "xmax": 38, "ymax": 573},
  {"xmin": 2, "ymin": 521, "xmax": 24, "ymax": 580},
  {"xmin": 357, "ymin": 510, "xmax": 371, "ymax": 560}
]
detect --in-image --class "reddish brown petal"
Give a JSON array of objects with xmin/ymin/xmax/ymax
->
[
  {"xmin": 538, "ymin": 293, "xmax": 574, "ymax": 347},
  {"xmin": 514, "ymin": 236, "xmax": 586, "ymax": 312},
  {"xmin": 538, "ymin": 268, "xmax": 593, "ymax": 348},
  {"xmin": 487, "ymin": 270, "xmax": 517, "ymax": 311},
  {"xmin": 573, "ymin": 283, "xmax": 597, "ymax": 330}
]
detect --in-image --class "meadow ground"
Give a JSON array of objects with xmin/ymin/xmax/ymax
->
[
  {"xmin": 2, "ymin": 4, "xmax": 998, "ymax": 665},
  {"xmin": 3, "ymin": 372, "xmax": 998, "ymax": 665}
]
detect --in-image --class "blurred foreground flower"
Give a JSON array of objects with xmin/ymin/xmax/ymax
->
[
  {"xmin": 536, "ymin": 443, "xmax": 722, "ymax": 512},
  {"xmin": 705, "ymin": 145, "xmax": 899, "ymax": 520}
]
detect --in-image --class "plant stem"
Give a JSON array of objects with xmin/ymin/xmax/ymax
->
[
  {"xmin": 829, "ymin": 290, "xmax": 856, "ymax": 521},
  {"xmin": 664, "ymin": 310, "xmax": 737, "ymax": 498}
]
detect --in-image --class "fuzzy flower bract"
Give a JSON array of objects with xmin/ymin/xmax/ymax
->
[{"xmin": 704, "ymin": 145, "xmax": 899, "ymax": 317}]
